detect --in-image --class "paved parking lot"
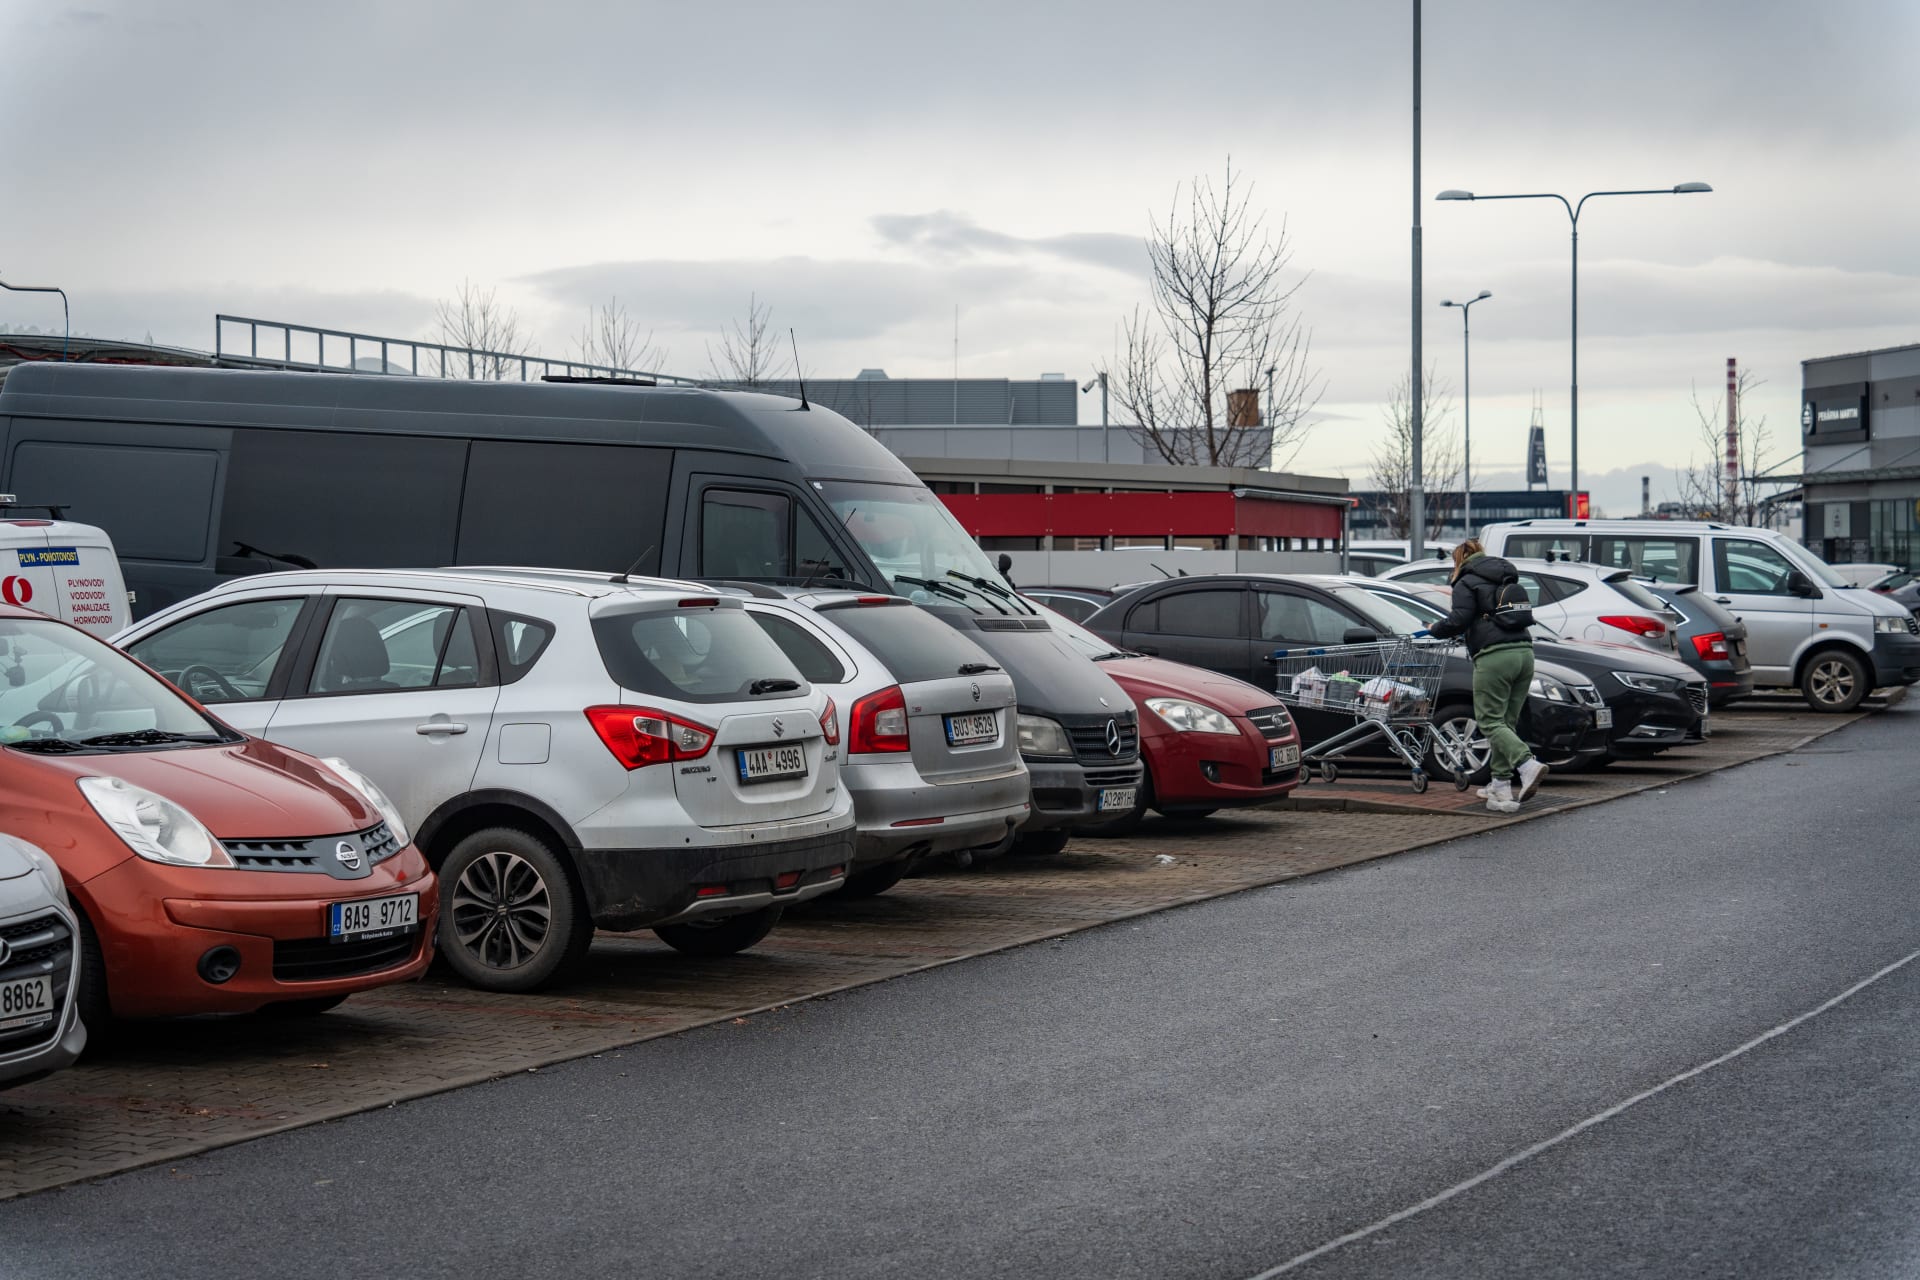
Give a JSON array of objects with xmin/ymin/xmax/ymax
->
[{"xmin": 0, "ymin": 698, "xmax": 1883, "ymax": 1200}]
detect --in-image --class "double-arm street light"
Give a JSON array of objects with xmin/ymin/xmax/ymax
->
[
  {"xmin": 1434, "ymin": 183, "xmax": 1711, "ymax": 499},
  {"xmin": 1439, "ymin": 290, "xmax": 1491, "ymax": 535}
]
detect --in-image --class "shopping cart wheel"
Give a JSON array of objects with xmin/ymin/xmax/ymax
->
[
  {"xmin": 1410, "ymin": 771, "xmax": 1428, "ymax": 794},
  {"xmin": 1319, "ymin": 761, "xmax": 1339, "ymax": 784},
  {"xmin": 1453, "ymin": 773, "xmax": 1470, "ymax": 792}
]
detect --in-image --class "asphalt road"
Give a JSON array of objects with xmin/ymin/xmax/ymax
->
[{"xmin": 5, "ymin": 704, "xmax": 1917, "ymax": 1280}]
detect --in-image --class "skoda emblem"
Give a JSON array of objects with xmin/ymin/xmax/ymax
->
[
  {"xmin": 0, "ymin": 937, "xmax": 10, "ymax": 967},
  {"xmin": 970, "ymin": 681, "xmax": 981, "ymax": 703},
  {"xmin": 1104, "ymin": 719, "xmax": 1123, "ymax": 756},
  {"xmin": 772, "ymin": 718, "xmax": 786, "ymax": 738},
  {"xmin": 334, "ymin": 840, "xmax": 363, "ymax": 871}
]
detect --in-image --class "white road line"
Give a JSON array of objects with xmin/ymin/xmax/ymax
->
[{"xmin": 1245, "ymin": 946, "xmax": 1920, "ymax": 1280}]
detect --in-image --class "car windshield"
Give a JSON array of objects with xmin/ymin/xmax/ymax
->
[
  {"xmin": 1028, "ymin": 602, "xmax": 1131, "ymax": 660},
  {"xmin": 0, "ymin": 618, "xmax": 234, "ymax": 752},
  {"xmin": 1332, "ymin": 587, "xmax": 1437, "ymax": 635},
  {"xmin": 817, "ymin": 480, "xmax": 1034, "ymax": 616},
  {"xmin": 593, "ymin": 605, "xmax": 808, "ymax": 704}
]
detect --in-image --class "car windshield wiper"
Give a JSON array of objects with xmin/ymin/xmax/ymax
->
[
  {"xmin": 6, "ymin": 736, "xmax": 87, "ymax": 753},
  {"xmin": 748, "ymin": 677, "xmax": 802, "ymax": 696},
  {"xmin": 918, "ymin": 573, "xmax": 1008, "ymax": 615},
  {"xmin": 892, "ymin": 574, "xmax": 974, "ymax": 605},
  {"xmin": 944, "ymin": 569, "xmax": 1028, "ymax": 611},
  {"xmin": 77, "ymin": 728, "xmax": 226, "ymax": 748}
]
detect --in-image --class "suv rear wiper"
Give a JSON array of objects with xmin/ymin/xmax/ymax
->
[
  {"xmin": 77, "ymin": 729, "xmax": 226, "ymax": 748},
  {"xmin": 748, "ymin": 677, "xmax": 801, "ymax": 696}
]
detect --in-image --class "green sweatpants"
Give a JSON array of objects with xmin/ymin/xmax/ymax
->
[{"xmin": 1472, "ymin": 644, "xmax": 1535, "ymax": 781}]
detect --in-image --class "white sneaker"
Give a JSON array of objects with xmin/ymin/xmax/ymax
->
[
  {"xmin": 1484, "ymin": 779, "xmax": 1520, "ymax": 814},
  {"xmin": 1515, "ymin": 757, "xmax": 1549, "ymax": 802}
]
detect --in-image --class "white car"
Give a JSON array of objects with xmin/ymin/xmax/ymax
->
[
  {"xmin": 1, "ymin": 833, "xmax": 86, "ymax": 1088},
  {"xmin": 1380, "ymin": 557, "xmax": 1683, "ymax": 657},
  {"xmin": 114, "ymin": 569, "xmax": 855, "ymax": 991},
  {"xmin": 0, "ymin": 497, "xmax": 129, "ymax": 637}
]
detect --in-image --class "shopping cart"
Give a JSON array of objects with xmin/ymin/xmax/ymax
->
[{"xmin": 1270, "ymin": 636, "xmax": 1457, "ymax": 792}]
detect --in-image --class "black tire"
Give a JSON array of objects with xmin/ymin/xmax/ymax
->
[
  {"xmin": 835, "ymin": 861, "xmax": 909, "ymax": 899},
  {"xmin": 72, "ymin": 907, "xmax": 115, "ymax": 1045},
  {"xmin": 437, "ymin": 827, "xmax": 584, "ymax": 993},
  {"xmin": 1801, "ymin": 647, "xmax": 1871, "ymax": 713},
  {"xmin": 654, "ymin": 905, "xmax": 783, "ymax": 957},
  {"xmin": 255, "ymin": 994, "xmax": 349, "ymax": 1018},
  {"xmin": 1426, "ymin": 702, "xmax": 1492, "ymax": 786},
  {"xmin": 1011, "ymin": 828, "xmax": 1071, "ymax": 856}
]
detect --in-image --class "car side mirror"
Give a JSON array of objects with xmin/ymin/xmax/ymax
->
[
  {"xmin": 1342, "ymin": 627, "xmax": 1380, "ymax": 645},
  {"xmin": 1786, "ymin": 571, "xmax": 1819, "ymax": 599}
]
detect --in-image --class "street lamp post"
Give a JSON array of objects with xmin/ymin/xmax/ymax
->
[
  {"xmin": 1440, "ymin": 290, "xmax": 1491, "ymax": 539},
  {"xmin": 0, "ymin": 275, "xmax": 71, "ymax": 360},
  {"xmin": 1434, "ymin": 183, "xmax": 1710, "ymax": 500}
]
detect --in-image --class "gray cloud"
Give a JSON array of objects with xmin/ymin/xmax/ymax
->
[{"xmin": 870, "ymin": 211, "xmax": 1147, "ymax": 277}]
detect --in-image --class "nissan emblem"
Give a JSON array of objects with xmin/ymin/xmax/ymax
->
[{"xmin": 334, "ymin": 840, "xmax": 363, "ymax": 871}]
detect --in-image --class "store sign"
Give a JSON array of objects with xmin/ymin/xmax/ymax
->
[
  {"xmin": 1802, "ymin": 384, "xmax": 1869, "ymax": 441},
  {"xmin": 1823, "ymin": 503, "xmax": 1852, "ymax": 538}
]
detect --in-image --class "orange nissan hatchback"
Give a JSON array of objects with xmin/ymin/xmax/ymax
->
[{"xmin": 0, "ymin": 604, "xmax": 438, "ymax": 1021}]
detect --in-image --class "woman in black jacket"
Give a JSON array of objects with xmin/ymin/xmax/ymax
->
[{"xmin": 1426, "ymin": 538, "xmax": 1548, "ymax": 813}]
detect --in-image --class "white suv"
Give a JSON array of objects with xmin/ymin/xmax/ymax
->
[
  {"xmin": 114, "ymin": 570, "xmax": 854, "ymax": 991},
  {"xmin": 1381, "ymin": 558, "xmax": 1684, "ymax": 657}
]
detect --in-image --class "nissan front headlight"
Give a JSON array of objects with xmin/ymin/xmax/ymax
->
[
  {"xmin": 78, "ymin": 776, "xmax": 233, "ymax": 869},
  {"xmin": 319, "ymin": 757, "xmax": 411, "ymax": 847}
]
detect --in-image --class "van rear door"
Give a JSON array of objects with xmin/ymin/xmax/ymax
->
[{"xmin": 0, "ymin": 520, "xmax": 130, "ymax": 637}]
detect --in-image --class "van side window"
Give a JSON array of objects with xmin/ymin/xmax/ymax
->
[
  {"xmin": 1592, "ymin": 535, "xmax": 1699, "ymax": 585},
  {"xmin": 456, "ymin": 441, "xmax": 670, "ymax": 574},
  {"xmin": 11, "ymin": 441, "xmax": 216, "ymax": 564},
  {"xmin": 125, "ymin": 598, "xmax": 306, "ymax": 703},
  {"xmin": 307, "ymin": 599, "xmax": 469, "ymax": 695},
  {"xmin": 1714, "ymin": 538, "xmax": 1798, "ymax": 596},
  {"xmin": 219, "ymin": 429, "xmax": 465, "ymax": 571},
  {"xmin": 701, "ymin": 490, "xmax": 791, "ymax": 578},
  {"xmin": 1506, "ymin": 535, "xmax": 1586, "ymax": 563},
  {"xmin": 794, "ymin": 507, "xmax": 853, "ymax": 582}
]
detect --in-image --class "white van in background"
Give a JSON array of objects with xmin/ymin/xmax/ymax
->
[
  {"xmin": 0, "ymin": 498, "xmax": 130, "ymax": 637},
  {"xmin": 1480, "ymin": 519, "xmax": 1920, "ymax": 713}
]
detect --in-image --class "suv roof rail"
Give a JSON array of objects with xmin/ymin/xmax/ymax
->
[
  {"xmin": 539, "ymin": 375, "xmax": 660, "ymax": 388},
  {"xmin": 0, "ymin": 496, "xmax": 68, "ymax": 519}
]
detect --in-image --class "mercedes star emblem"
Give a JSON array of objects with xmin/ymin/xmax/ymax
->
[
  {"xmin": 334, "ymin": 840, "xmax": 363, "ymax": 871},
  {"xmin": 1104, "ymin": 719, "xmax": 1123, "ymax": 756}
]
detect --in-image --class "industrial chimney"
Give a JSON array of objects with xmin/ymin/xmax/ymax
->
[
  {"xmin": 1725, "ymin": 358, "xmax": 1740, "ymax": 519},
  {"xmin": 1641, "ymin": 475, "xmax": 1651, "ymax": 517}
]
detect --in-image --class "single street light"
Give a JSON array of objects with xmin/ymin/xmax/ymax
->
[
  {"xmin": 1440, "ymin": 290, "xmax": 1492, "ymax": 537},
  {"xmin": 0, "ymin": 274, "xmax": 71, "ymax": 361},
  {"xmin": 1434, "ymin": 182, "xmax": 1711, "ymax": 499}
]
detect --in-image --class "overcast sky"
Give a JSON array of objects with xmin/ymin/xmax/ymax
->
[{"xmin": 3, "ymin": 0, "xmax": 1915, "ymax": 513}]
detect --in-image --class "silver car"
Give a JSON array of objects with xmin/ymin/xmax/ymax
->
[
  {"xmin": 1, "ymin": 834, "xmax": 86, "ymax": 1088},
  {"xmin": 729, "ymin": 588, "xmax": 1031, "ymax": 896}
]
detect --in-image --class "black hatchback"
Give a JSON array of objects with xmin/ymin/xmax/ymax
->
[{"xmin": 1644, "ymin": 582, "xmax": 1754, "ymax": 707}]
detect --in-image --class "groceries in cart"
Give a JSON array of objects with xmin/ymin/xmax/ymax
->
[
  {"xmin": 1358, "ymin": 675, "xmax": 1430, "ymax": 722},
  {"xmin": 1270, "ymin": 636, "xmax": 1457, "ymax": 794}
]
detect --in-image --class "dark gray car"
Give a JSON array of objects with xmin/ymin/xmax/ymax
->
[{"xmin": 1644, "ymin": 582, "xmax": 1755, "ymax": 707}]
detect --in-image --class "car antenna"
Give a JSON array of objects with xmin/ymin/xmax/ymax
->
[
  {"xmin": 611, "ymin": 543, "xmax": 657, "ymax": 584},
  {"xmin": 1150, "ymin": 562, "xmax": 1172, "ymax": 578},
  {"xmin": 790, "ymin": 329, "xmax": 809, "ymax": 410}
]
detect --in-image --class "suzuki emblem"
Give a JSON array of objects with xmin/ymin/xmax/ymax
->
[
  {"xmin": 334, "ymin": 840, "xmax": 363, "ymax": 871},
  {"xmin": 970, "ymin": 681, "xmax": 981, "ymax": 703},
  {"xmin": 772, "ymin": 718, "xmax": 786, "ymax": 738},
  {"xmin": 1104, "ymin": 719, "xmax": 1123, "ymax": 756}
]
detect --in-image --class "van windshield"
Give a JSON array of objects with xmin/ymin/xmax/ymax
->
[
  {"xmin": 1780, "ymin": 542, "xmax": 1851, "ymax": 589},
  {"xmin": 0, "ymin": 618, "xmax": 236, "ymax": 753},
  {"xmin": 816, "ymin": 481, "xmax": 1034, "ymax": 616}
]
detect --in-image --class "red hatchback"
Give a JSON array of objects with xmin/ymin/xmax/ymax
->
[
  {"xmin": 0, "ymin": 605, "xmax": 438, "ymax": 1023},
  {"xmin": 1034, "ymin": 604, "xmax": 1303, "ymax": 825}
]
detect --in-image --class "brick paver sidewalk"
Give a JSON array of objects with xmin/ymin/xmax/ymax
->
[{"xmin": 0, "ymin": 701, "xmax": 1883, "ymax": 1199}]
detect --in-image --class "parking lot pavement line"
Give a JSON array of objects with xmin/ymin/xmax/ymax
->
[
  {"xmin": 0, "ymin": 704, "xmax": 1890, "ymax": 1201},
  {"xmin": 1240, "ymin": 943, "xmax": 1920, "ymax": 1280}
]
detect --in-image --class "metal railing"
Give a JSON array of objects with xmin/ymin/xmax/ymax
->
[{"xmin": 213, "ymin": 315, "xmax": 702, "ymax": 385}]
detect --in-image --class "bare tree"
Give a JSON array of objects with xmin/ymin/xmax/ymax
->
[
  {"xmin": 572, "ymin": 296, "xmax": 663, "ymax": 374},
  {"xmin": 1670, "ymin": 369, "xmax": 1783, "ymax": 525},
  {"xmin": 1367, "ymin": 365, "xmax": 1461, "ymax": 542},
  {"xmin": 706, "ymin": 293, "xmax": 792, "ymax": 387},
  {"xmin": 1100, "ymin": 159, "xmax": 1321, "ymax": 468},
  {"xmin": 433, "ymin": 279, "xmax": 528, "ymax": 380}
]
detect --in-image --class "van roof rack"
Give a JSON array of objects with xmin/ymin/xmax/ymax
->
[
  {"xmin": 539, "ymin": 375, "xmax": 659, "ymax": 388},
  {"xmin": 0, "ymin": 496, "xmax": 67, "ymax": 519}
]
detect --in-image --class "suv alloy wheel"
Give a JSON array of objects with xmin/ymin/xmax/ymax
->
[{"xmin": 438, "ymin": 827, "xmax": 586, "ymax": 993}]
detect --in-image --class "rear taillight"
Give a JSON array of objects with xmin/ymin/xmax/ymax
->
[
  {"xmin": 848, "ymin": 685, "xmax": 910, "ymax": 754},
  {"xmin": 819, "ymin": 697, "xmax": 841, "ymax": 746},
  {"xmin": 1691, "ymin": 631, "xmax": 1730, "ymax": 661},
  {"xmin": 1600, "ymin": 615, "xmax": 1667, "ymax": 638},
  {"xmin": 585, "ymin": 706, "xmax": 715, "ymax": 770}
]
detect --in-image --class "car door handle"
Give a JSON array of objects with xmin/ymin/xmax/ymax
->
[
  {"xmin": 415, "ymin": 721, "xmax": 469, "ymax": 736},
  {"xmin": 1714, "ymin": 597, "xmax": 1733, "ymax": 605}
]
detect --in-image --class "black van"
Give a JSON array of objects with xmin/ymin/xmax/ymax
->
[{"xmin": 0, "ymin": 363, "xmax": 1139, "ymax": 849}]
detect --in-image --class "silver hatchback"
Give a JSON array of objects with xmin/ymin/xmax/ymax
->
[
  {"xmin": 0, "ymin": 834, "xmax": 85, "ymax": 1088},
  {"xmin": 733, "ymin": 589, "xmax": 1030, "ymax": 897}
]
